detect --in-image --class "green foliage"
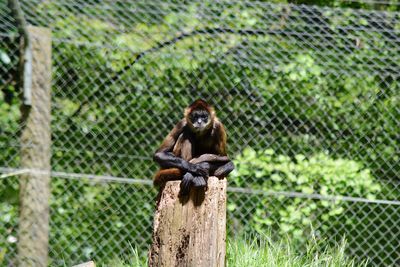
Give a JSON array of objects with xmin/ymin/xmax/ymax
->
[
  {"xmin": 0, "ymin": 48, "xmax": 11, "ymax": 65},
  {"xmin": 0, "ymin": 178, "xmax": 18, "ymax": 266},
  {"xmin": 0, "ymin": 93, "xmax": 19, "ymax": 132},
  {"xmin": 48, "ymin": 179, "xmax": 156, "ymax": 266},
  {"xmin": 230, "ymin": 148, "xmax": 381, "ymax": 245},
  {"xmin": 1, "ymin": 0, "xmax": 400, "ymax": 265}
]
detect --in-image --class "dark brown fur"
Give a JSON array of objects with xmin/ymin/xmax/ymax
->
[{"xmin": 153, "ymin": 100, "xmax": 228, "ymax": 186}]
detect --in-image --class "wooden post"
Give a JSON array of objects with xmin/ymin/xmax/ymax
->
[
  {"xmin": 149, "ymin": 176, "xmax": 227, "ymax": 267},
  {"xmin": 72, "ymin": 261, "xmax": 96, "ymax": 267},
  {"xmin": 18, "ymin": 26, "xmax": 51, "ymax": 267}
]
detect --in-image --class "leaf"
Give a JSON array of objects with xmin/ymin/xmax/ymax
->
[
  {"xmin": 0, "ymin": 51, "xmax": 11, "ymax": 64},
  {"xmin": 228, "ymin": 203, "xmax": 237, "ymax": 211}
]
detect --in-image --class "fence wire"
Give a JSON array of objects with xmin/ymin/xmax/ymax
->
[{"xmin": 1, "ymin": 0, "xmax": 400, "ymax": 266}]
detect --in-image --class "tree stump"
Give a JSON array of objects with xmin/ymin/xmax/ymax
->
[
  {"xmin": 149, "ymin": 176, "xmax": 227, "ymax": 267},
  {"xmin": 72, "ymin": 261, "xmax": 96, "ymax": 267}
]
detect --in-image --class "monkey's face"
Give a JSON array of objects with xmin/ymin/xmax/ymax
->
[{"xmin": 189, "ymin": 109, "xmax": 211, "ymax": 132}]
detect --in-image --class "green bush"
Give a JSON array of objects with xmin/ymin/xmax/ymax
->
[
  {"xmin": 230, "ymin": 148, "xmax": 381, "ymax": 245},
  {"xmin": 0, "ymin": 178, "xmax": 18, "ymax": 266}
]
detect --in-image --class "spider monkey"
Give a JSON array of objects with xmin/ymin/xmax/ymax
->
[{"xmin": 153, "ymin": 99, "xmax": 234, "ymax": 196}]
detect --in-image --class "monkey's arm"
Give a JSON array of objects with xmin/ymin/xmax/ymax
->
[
  {"xmin": 154, "ymin": 152, "xmax": 194, "ymax": 173},
  {"xmin": 191, "ymin": 160, "xmax": 234, "ymax": 177},
  {"xmin": 213, "ymin": 161, "xmax": 235, "ymax": 177}
]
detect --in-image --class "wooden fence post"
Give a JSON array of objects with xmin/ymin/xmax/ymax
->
[
  {"xmin": 18, "ymin": 26, "xmax": 51, "ymax": 267},
  {"xmin": 149, "ymin": 176, "xmax": 227, "ymax": 267}
]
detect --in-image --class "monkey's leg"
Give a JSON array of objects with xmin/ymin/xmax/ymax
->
[
  {"xmin": 153, "ymin": 168, "xmax": 182, "ymax": 186},
  {"xmin": 194, "ymin": 161, "xmax": 233, "ymax": 176},
  {"xmin": 154, "ymin": 150, "xmax": 208, "ymax": 177},
  {"xmin": 189, "ymin": 154, "xmax": 230, "ymax": 164},
  {"xmin": 210, "ymin": 161, "xmax": 235, "ymax": 177},
  {"xmin": 189, "ymin": 161, "xmax": 234, "ymax": 188},
  {"xmin": 180, "ymin": 172, "xmax": 195, "ymax": 196}
]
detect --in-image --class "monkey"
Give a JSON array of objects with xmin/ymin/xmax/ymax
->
[{"xmin": 153, "ymin": 99, "xmax": 234, "ymax": 196}]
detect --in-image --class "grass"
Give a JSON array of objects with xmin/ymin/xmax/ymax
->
[
  {"xmin": 226, "ymin": 235, "xmax": 366, "ymax": 267},
  {"xmin": 102, "ymin": 236, "xmax": 367, "ymax": 267}
]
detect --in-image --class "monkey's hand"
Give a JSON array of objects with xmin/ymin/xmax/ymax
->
[
  {"xmin": 191, "ymin": 163, "xmax": 209, "ymax": 188},
  {"xmin": 180, "ymin": 172, "xmax": 193, "ymax": 196},
  {"xmin": 180, "ymin": 173, "xmax": 207, "ymax": 196},
  {"xmin": 180, "ymin": 163, "xmax": 210, "ymax": 196},
  {"xmin": 188, "ymin": 162, "xmax": 209, "ymax": 177},
  {"xmin": 192, "ymin": 176, "xmax": 207, "ymax": 188}
]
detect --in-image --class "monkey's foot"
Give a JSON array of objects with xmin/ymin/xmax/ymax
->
[{"xmin": 192, "ymin": 176, "xmax": 207, "ymax": 188}]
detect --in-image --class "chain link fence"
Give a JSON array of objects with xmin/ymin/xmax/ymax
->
[{"xmin": 1, "ymin": 0, "xmax": 400, "ymax": 266}]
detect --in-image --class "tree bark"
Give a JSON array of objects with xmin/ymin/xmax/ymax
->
[
  {"xmin": 149, "ymin": 176, "xmax": 227, "ymax": 267},
  {"xmin": 18, "ymin": 26, "xmax": 51, "ymax": 267}
]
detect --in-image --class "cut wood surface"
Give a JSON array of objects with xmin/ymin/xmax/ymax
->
[
  {"xmin": 72, "ymin": 261, "xmax": 96, "ymax": 267},
  {"xmin": 149, "ymin": 176, "xmax": 227, "ymax": 267}
]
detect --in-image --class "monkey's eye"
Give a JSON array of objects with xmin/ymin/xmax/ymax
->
[{"xmin": 190, "ymin": 110, "xmax": 209, "ymax": 124}]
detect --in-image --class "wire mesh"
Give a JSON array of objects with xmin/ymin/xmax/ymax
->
[{"xmin": 1, "ymin": 0, "xmax": 400, "ymax": 266}]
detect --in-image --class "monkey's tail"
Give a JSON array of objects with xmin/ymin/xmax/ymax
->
[{"xmin": 153, "ymin": 168, "xmax": 183, "ymax": 186}]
